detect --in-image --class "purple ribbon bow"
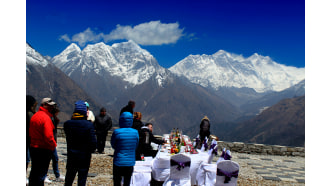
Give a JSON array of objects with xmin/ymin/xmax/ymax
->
[
  {"xmin": 196, "ymin": 137, "xmax": 200, "ymax": 146},
  {"xmin": 220, "ymin": 151, "xmax": 231, "ymax": 160},
  {"xmin": 217, "ymin": 169, "xmax": 239, "ymax": 183},
  {"xmin": 210, "ymin": 143, "xmax": 216, "ymax": 150},
  {"xmin": 212, "ymin": 147, "xmax": 218, "ymax": 155},
  {"xmin": 203, "ymin": 140, "xmax": 208, "ymax": 150},
  {"xmin": 170, "ymin": 159, "xmax": 191, "ymax": 171}
]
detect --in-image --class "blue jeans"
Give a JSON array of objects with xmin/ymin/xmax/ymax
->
[
  {"xmin": 51, "ymin": 148, "xmax": 60, "ymax": 178},
  {"xmin": 29, "ymin": 147, "xmax": 52, "ymax": 186},
  {"xmin": 26, "ymin": 146, "xmax": 30, "ymax": 170}
]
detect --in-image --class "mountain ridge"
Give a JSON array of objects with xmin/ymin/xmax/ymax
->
[
  {"xmin": 26, "ymin": 41, "xmax": 305, "ymax": 146},
  {"xmin": 169, "ymin": 50, "xmax": 305, "ymax": 93}
]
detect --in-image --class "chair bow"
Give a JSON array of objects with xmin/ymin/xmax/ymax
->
[
  {"xmin": 194, "ymin": 135, "xmax": 199, "ymax": 148},
  {"xmin": 209, "ymin": 143, "xmax": 216, "ymax": 150},
  {"xmin": 220, "ymin": 150, "xmax": 231, "ymax": 160},
  {"xmin": 170, "ymin": 159, "xmax": 191, "ymax": 171},
  {"xmin": 203, "ymin": 138, "xmax": 208, "ymax": 150},
  {"xmin": 217, "ymin": 169, "xmax": 239, "ymax": 183},
  {"xmin": 212, "ymin": 146, "xmax": 218, "ymax": 155}
]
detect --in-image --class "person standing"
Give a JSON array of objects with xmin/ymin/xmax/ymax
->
[
  {"xmin": 94, "ymin": 107, "xmax": 112, "ymax": 154},
  {"xmin": 119, "ymin": 100, "xmax": 135, "ymax": 116},
  {"xmin": 85, "ymin": 102, "xmax": 95, "ymax": 123},
  {"xmin": 198, "ymin": 116, "xmax": 211, "ymax": 149},
  {"xmin": 139, "ymin": 123, "xmax": 165, "ymax": 158},
  {"xmin": 26, "ymin": 95, "xmax": 37, "ymax": 184},
  {"xmin": 29, "ymin": 98, "xmax": 57, "ymax": 186},
  {"xmin": 44, "ymin": 105, "xmax": 65, "ymax": 183},
  {"xmin": 132, "ymin": 112, "xmax": 143, "ymax": 160},
  {"xmin": 111, "ymin": 112, "xmax": 139, "ymax": 186},
  {"xmin": 64, "ymin": 100, "xmax": 97, "ymax": 186},
  {"xmin": 132, "ymin": 112, "xmax": 143, "ymax": 131}
]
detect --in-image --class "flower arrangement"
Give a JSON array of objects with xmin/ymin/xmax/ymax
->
[{"xmin": 168, "ymin": 128, "xmax": 198, "ymax": 154}]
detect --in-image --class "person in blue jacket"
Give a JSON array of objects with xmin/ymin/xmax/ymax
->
[
  {"xmin": 111, "ymin": 112, "xmax": 139, "ymax": 186},
  {"xmin": 64, "ymin": 100, "xmax": 97, "ymax": 186}
]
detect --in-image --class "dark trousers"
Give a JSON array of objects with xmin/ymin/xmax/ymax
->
[
  {"xmin": 65, "ymin": 152, "xmax": 91, "ymax": 186},
  {"xmin": 41, "ymin": 148, "xmax": 60, "ymax": 180},
  {"xmin": 96, "ymin": 133, "xmax": 107, "ymax": 153},
  {"xmin": 64, "ymin": 166, "xmax": 89, "ymax": 186},
  {"xmin": 29, "ymin": 147, "xmax": 52, "ymax": 186},
  {"xmin": 113, "ymin": 165, "xmax": 133, "ymax": 186}
]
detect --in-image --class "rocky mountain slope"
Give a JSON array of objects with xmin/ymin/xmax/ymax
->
[
  {"xmin": 26, "ymin": 43, "xmax": 102, "ymax": 123},
  {"xmin": 223, "ymin": 96, "xmax": 305, "ymax": 147}
]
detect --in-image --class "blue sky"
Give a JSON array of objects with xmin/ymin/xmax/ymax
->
[{"xmin": 27, "ymin": 0, "xmax": 305, "ymax": 68}]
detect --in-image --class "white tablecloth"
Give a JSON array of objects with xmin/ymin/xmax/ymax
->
[{"xmin": 151, "ymin": 150, "xmax": 211, "ymax": 185}]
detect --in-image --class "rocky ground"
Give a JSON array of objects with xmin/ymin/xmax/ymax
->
[{"xmin": 27, "ymin": 137, "xmax": 305, "ymax": 186}]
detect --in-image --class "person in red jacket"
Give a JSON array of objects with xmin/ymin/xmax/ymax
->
[{"xmin": 29, "ymin": 98, "xmax": 57, "ymax": 186}]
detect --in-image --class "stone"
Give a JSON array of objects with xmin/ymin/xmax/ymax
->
[
  {"xmin": 296, "ymin": 179, "xmax": 305, "ymax": 183},
  {"xmin": 88, "ymin": 173, "xmax": 98, "ymax": 177},
  {"xmin": 280, "ymin": 147, "xmax": 287, "ymax": 152},
  {"xmin": 262, "ymin": 176, "xmax": 281, "ymax": 181}
]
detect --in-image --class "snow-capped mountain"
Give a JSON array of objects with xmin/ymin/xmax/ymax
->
[
  {"xmin": 26, "ymin": 43, "xmax": 102, "ymax": 122},
  {"xmin": 50, "ymin": 41, "xmax": 240, "ymax": 137},
  {"xmin": 26, "ymin": 43, "xmax": 49, "ymax": 68},
  {"xmin": 52, "ymin": 40, "xmax": 168, "ymax": 87},
  {"xmin": 28, "ymin": 41, "xmax": 305, "ymax": 142},
  {"xmin": 169, "ymin": 50, "xmax": 305, "ymax": 93}
]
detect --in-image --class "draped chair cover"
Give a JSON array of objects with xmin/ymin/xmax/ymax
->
[
  {"xmin": 215, "ymin": 160, "xmax": 239, "ymax": 186},
  {"xmin": 196, "ymin": 162, "xmax": 217, "ymax": 186},
  {"xmin": 130, "ymin": 158, "xmax": 153, "ymax": 186},
  {"xmin": 163, "ymin": 154, "xmax": 191, "ymax": 186}
]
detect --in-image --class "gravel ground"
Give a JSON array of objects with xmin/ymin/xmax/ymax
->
[{"xmin": 27, "ymin": 137, "xmax": 305, "ymax": 186}]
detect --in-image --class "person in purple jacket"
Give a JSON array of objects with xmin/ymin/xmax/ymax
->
[{"xmin": 111, "ymin": 112, "xmax": 139, "ymax": 186}]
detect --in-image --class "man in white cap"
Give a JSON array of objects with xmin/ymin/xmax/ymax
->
[{"xmin": 29, "ymin": 98, "xmax": 57, "ymax": 185}]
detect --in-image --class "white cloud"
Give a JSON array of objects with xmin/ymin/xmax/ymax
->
[
  {"xmin": 104, "ymin": 21, "xmax": 184, "ymax": 45},
  {"xmin": 71, "ymin": 28, "xmax": 102, "ymax": 46},
  {"xmin": 59, "ymin": 21, "xmax": 185, "ymax": 46},
  {"xmin": 59, "ymin": 34, "xmax": 71, "ymax": 42}
]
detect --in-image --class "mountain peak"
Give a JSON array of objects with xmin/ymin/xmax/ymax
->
[
  {"xmin": 26, "ymin": 43, "xmax": 49, "ymax": 67},
  {"xmin": 170, "ymin": 51, "xmax": 305, "ymax": 93},
  {"xmin": 111, "ymin": 40, "xmax": 152, "ymax": 55},
  {"xmin": 213, "ymin": 49, "xmax": 228, "ymax": 55},
  {"xmin": 52, "ymin": 41, "xmax": 167, "ymax": 87},
  {"xmin": 66, "ymin": 43, "xmax": 81, "ymax": 52}
]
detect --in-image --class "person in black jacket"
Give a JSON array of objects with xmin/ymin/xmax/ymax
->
[
  {"xmin": 139, "ymin": 123, "xmax": 165, "ymax": 158},
  {"xmin": 64, "ymin": 101, "xmax": 97, "ymax": 186},
  {"xmin": 132, "ymin": 112, "xmax": 143, "ymax": 160},
  {"xmin": 132, "ymin": 112, "xmax": 143, "ymax": 131},
  {"xmin": 94, "ymin": 107, "xmax": 112, "ymax": 154},
  {"xmin": 26, "ymin": 95, "xmax": 37, "ymax": 184},
  {"xmin": 119, "ymin": 100, "xmax": 135, "ymax": 116}
]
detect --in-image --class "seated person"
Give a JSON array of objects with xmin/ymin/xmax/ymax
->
[{"xmin": 139, "ymin": 123, "xmax": 165, "ymax": 158}]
